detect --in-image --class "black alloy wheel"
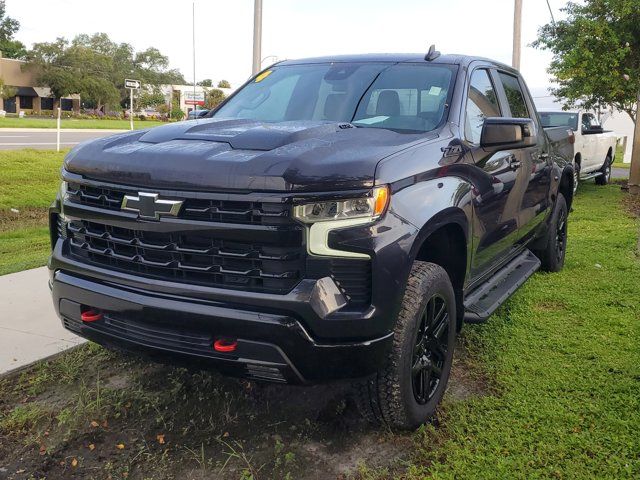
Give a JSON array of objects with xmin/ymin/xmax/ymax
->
[
  {"xmin": 555, "ymin": 208, "xmax": 567, "ymax": 264},
  {"xmin": 411, "ymin": 294, "xmax": 450, "ymax": 405}
]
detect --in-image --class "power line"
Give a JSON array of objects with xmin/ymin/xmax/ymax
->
[{"xmin": 546, "ymin": 0, "xmax": 557, "ymax": 31}]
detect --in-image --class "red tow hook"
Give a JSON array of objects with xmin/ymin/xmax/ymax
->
[
  {"xmin": 213, "ymin": 338, "xmax": 238, "ymax": 353},
  {"xmin": 81, "ymin": 308, "xmax": 103, "ymax": 323}
]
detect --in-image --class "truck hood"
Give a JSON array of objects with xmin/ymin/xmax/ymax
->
[{"xmin": 64, "ymin": 118, "xmax": 432, "ymax": 192}]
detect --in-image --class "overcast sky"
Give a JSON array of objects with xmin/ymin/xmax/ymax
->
[{"xmin": 6, "ymin": 0, "xmax": 567, "ymax": 93}]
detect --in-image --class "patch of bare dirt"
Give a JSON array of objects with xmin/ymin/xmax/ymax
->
[
  {"xmin": 0, "ymin": 330, "xmax": 492, "ymax": 480},
  {"xmin": 622, "ymin": 190, "xmax": 640, "ymax": 218},
  {"xmin": 0, "ymin": 207, "xmax": 48, "ymax": 232}
]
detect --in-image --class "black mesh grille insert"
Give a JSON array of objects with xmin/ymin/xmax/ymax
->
[
  {"xmin": 66, "ymin": 183, "xmax": 290, "ymax": 225},
  {"xmin": 66, "ymin": 220, "xmax": 305, "ymax": 293},
  {"xmin": 330, "ymin": 259, "xmax": 372, "ymax": 306}
]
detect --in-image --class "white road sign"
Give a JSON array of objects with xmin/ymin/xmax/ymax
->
[{"xmin": 125, "ymin": 79, "xmax": 141, "ymax": 89}]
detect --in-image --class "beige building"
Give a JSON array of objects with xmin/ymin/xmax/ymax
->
[{"xmin": 0, "ymin": 53, "xmax": 80, "ymax": 114}]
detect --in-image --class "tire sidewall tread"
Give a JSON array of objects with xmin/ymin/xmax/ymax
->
[{"xmin": 354, "ymin": 261, "xmax": 456, "ymax": 430}]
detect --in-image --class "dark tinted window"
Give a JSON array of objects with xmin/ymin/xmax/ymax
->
[
  {"xmin": 465, "ymin": 69, "xmax": 500, "ymax": 143},
  {"xmin": 498, "ymin": 72, "xmax": 529, "ymax": 118},
  {"xmin": 581, "ymin": 113, "xmax": 600, "ymax": 129}
]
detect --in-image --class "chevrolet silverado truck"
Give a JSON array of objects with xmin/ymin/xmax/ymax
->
[
  {"xmin": 539, "ymin": 110, "xmax": 617, "ymax": 191},
  {"xmin": 49, "ymin": 50, "xmax": 574, "ymax": 430}
]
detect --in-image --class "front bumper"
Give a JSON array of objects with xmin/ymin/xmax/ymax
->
[{"xmin": 50, "ymin": 268, "xmax": 395, "ymax": 383}]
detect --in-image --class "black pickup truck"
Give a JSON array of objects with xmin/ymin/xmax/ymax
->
[{"xmin": 49, "ymin": 50, "xmax": 574, "ymax": 429}]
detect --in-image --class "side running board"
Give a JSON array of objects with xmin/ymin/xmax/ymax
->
[{"xmin": 464, "ymin": 249, "xmax": 541, "ymax": 323}]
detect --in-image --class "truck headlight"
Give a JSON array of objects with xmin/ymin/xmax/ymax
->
[
  {"xmin": 293, "ymin": 186, "xmax": 389, "ymax": 223},
  {"xmin": 293, "ymin": 186, "xmax": 389, "ymax": 258}
]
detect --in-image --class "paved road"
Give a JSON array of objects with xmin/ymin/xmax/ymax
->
[
  {"xmin": 0, "ymin": 128, "xmax": 125, "ymax": 150},
  {"xmin": 0, "ymin": 267, "xmax": 84, "ymax": 375},
  {"xmin": 612, "ymin": 167, "xmax": 630, "ymax": 179}
]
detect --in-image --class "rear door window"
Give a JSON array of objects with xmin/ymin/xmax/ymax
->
[{"xmin": 497, "ymin": 72, "xmax": 529, "ymax": 118}]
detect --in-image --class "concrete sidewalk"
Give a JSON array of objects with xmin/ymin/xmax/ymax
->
[{"xmin": 0, "ymin": 267, "xmax": 84, "ymax": 375}]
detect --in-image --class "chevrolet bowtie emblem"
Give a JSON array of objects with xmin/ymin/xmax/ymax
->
[{"xmin": 121, "ymin": 192, "xmax": 183, "ymax": 220}]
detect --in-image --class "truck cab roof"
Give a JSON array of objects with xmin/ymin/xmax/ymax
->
[{"xmin": 277, "ymin": 53, "xmax": 517, "ymax": 73}]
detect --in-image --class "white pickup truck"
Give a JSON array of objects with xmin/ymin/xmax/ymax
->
[{"xmin": 539, "ymin": 110, "xmax": 617, "ymax": 192}]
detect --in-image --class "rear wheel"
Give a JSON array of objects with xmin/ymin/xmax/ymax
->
[
  {"xmin": 353, "ymin": 262, "xmax": 456, "ymax": 430},
  {"xmin": 595, "ymin": 153, "xmax": 612, "ymax": 185},
  {"xmin": 533, "ymin": 193, "xmax": 568, "ymax": 272}
]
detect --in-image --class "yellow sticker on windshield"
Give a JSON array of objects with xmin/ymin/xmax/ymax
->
[{"xmin": 254, "ymin": 70, "xmax": 272, "ymax": 83}]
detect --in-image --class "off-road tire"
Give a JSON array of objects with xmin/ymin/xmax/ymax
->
[
  {"xmin": 353, "ymin": 262, "xmax": 456, "ymax": 430},
  {"xmin": 595, "ymin": 153, "xmax": 612, "ymax": 185},
  {"xmin": 573, "ymin": 161, "xmax": 580, "ymax": 194},
  {"xmin": 533, "ymin": 193, "xmax": 568, "ymax": 272}
]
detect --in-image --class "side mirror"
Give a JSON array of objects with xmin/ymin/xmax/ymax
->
[{"xmin": 480, "ymin": 117, "xmax": 537, "ymax": 152}]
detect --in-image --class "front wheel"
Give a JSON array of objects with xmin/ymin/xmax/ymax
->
[
  {"xmin": 573, "ymin": 162, "xmax": 580, "ymax": 194},
  {"xmin": 595, "ymin": 154, "xmax": 612, "ymax": 185},
  {"xmin": 354, "ymin": 262, "xmax": 456, "ymax": 430}
]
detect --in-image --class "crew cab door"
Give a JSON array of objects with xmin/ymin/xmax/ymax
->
[
  {"xmin": 493, "ymin": 71, "xmax": 550, "ymax": 242},
  {"xmin": 464, "ymin": 67, "xmax": 526, "ymax": 281},
  {"xmin": 580, "ymin": 113, "xmax": 601, "ymax": 171}
]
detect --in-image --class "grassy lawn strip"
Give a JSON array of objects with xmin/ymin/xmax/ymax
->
[
  {"xmin": 0, "ymin": 184, "xmax": 637, "ymax": 479},
  {"xmin": 614, "ymin": 144, "xmax": 631, "ymax": 168},
  {"xmin": 0, "ymin": 117, "xmax": 164, "ymax": 130},
  {"xmin": 403, "ymin": 183, "xmax": 640, "ymax": 479},
  {"xmin": 0, "ymin": 149, "xmax": 65, "ymax": 275}
]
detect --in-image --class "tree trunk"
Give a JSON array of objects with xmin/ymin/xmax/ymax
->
[{"xmin": 629, "ymin": 91, "xmax": 640, "ymax": 195}]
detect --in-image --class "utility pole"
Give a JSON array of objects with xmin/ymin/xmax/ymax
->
[
  {"xmin": 629, "ymin": 91, "xmax": 640, "ymax": 195},
  {"xmin": 193, "ymin": 1, "xmax": 197, "ymax": 111},
  {"xmin": 512, "ymin": 0, "xmax": 522, "ymax": 70},
  {"xmin": 252, "ymin": 0, "xmax": 263, "ymax": 75}
]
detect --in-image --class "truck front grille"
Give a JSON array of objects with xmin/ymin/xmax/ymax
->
[
  {"xmin": 66, "ymin": 183, "xmax": 291, "ymax": 226},
  {"xmin": 65, "ymin": 220, "xmax": 304, "ymax": 294}
]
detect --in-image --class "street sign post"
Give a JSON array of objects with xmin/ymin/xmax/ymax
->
[{"xmin": 125, "ymin": 79, "xmax": 141, "ymax": 130}]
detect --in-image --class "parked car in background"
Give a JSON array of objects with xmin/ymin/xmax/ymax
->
[
  {"xmin": 187, "ymin": 109, "xmax": 210, "ymax": 120},
  {"xmin": 50, "ymin": 51, "xmax": 575, "ymax": 430},
  {"xmin": 539, "ymin": 110, "xmax": 617, "ymax": 191}
]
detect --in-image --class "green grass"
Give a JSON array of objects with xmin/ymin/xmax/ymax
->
[
  {"xmin": 614, "ymin": 144, "xmax": 631, "ymax": 168},
  {"xmin": 0, "ymin": 183, "xmax": 637, "ymax": 478},
  {"xmin": 0, "ymin": 149, "xmax": 65, "ymax": 275},
  {"xmin": 0, "ymin": 226, "xmax": 51, "ymax": 275},
  {"xmin": 404, "ymin": 183, "xmax": 640, "ymax": 479},
  {"xmin": 0, "ymin": 117, "xmax": 164, "ymax": 130}
]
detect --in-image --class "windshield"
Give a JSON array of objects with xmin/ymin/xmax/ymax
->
[
  {"xmin": 539, "ymin": 112, "xmax": 579, "ymax": 131},
  {"xmin": 213, "ymin": 63, "xmax": 456, "ymax": 133}
]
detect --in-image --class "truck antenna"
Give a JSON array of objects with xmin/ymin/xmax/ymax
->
[{"xmin": 425, "ymin": 44, "xmax": 440, "ymax": 61}]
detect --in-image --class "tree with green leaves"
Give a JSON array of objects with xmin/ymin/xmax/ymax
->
[
  {"xmin": 138, "ymin": 88, "xmax": 166, "ymax": 109},
  {"xmin": 0, "ymin": 0, "xmax": 26, "ymax": 59},
  {"xmin": 197, "ymin": 79, "xmax": 212, "ymax": 87},
  {"xmin": 217, "ymin": 79, "xmax": 231, "ymax": 89},
  {"xmin": 206, "ymin": 89, "xmax": 226, "ymax": 109},
  {"xmin": 24, "ymin": 33, "xmax": 185, "ymax": 112},
  {"xmin": 534, "ymin": 0, "xmax": 640, "ymax": 194},
  {"xmin": 0, "ymin": 77, "xmax": 16, "ymax": 101}
]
